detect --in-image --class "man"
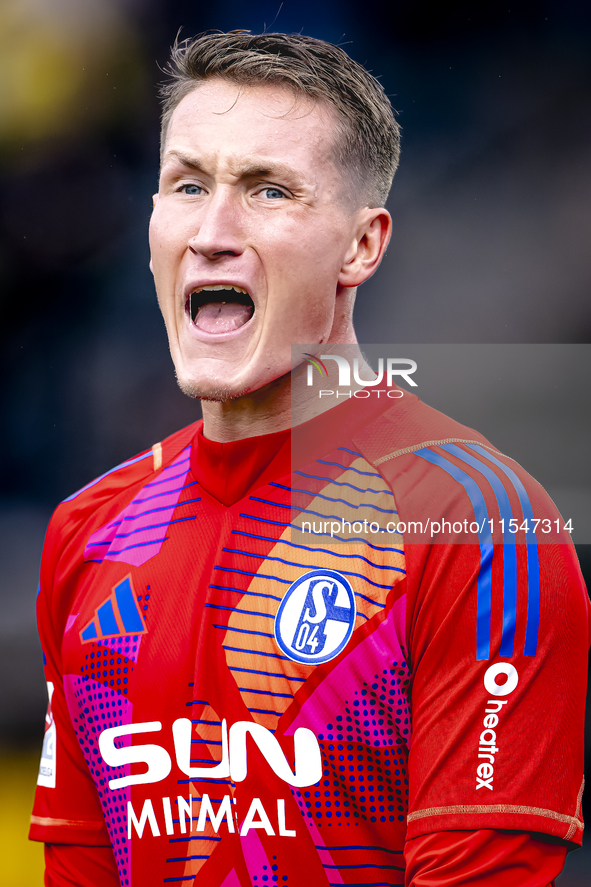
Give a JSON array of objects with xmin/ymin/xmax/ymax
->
[{"xmin": 30, "ymin": 32, "xmax": 588, "ymax": 886}]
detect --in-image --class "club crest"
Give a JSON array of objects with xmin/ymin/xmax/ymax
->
[{"xmin": 274, "ymin": 569, "xmax": 356, "ymax": 665}]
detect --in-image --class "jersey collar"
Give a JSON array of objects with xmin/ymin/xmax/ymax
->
[{"xmin": 191, "ymin": 384, "xmax": 397, "ymax": 507}]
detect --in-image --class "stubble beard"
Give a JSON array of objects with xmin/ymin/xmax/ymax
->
[{"xmin": 176, "ymin": 372, "xmax": 249, "ymax": 403}]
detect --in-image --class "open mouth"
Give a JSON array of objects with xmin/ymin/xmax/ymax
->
[{"xmin": 189, "ymin": 285, "xmax": 254, "ymax": 334}]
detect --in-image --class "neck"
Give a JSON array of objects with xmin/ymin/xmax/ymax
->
[{"xmin": 200, "ymin": 329, "xmax": 374, "ymax": 443}]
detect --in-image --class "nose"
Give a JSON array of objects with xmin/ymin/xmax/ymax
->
[{"xmin": 188, "ymin": 186, "xmax": 244, "ymax": 260}]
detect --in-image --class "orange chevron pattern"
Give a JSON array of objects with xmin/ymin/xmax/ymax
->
[{"xmin": 224, "ymin": 458, "xmax": 406, "ymax": 731}]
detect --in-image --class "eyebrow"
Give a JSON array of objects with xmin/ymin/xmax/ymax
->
[
  {"xmin": 162, "ymin": 150, "xmax": 306, "ymax": 188},
  {"xmin": 163, "ymin": 150, "xmax": 205, "ymax": 171}
]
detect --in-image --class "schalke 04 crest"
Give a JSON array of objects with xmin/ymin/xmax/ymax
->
[{"xmin": 274, "ymin": 569, "xmax": 356, "ymax": 665}]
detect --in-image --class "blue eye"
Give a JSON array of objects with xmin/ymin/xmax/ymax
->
[
  {"xmin": 181, "ymin": 184, "xmax": 202, "ymax": 195},
  {"xmin": 262, "ymin": 187, "xmax": 286, "ymax": 199}
]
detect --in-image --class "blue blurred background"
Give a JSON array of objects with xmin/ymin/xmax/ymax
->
[{"xmin": 0, "ymin": 1, "xmax": 589, "ymax": 883}]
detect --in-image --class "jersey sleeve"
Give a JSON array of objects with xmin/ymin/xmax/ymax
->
[
  {"xmin": 388, "ymin": 442, "xmax": 589, "ymax": 845},
  {"xmin": 45, "ymin": 844, "xmax": 120, "ymax": 887},
  {"xmin": 29, "ymin": 429, "xmax": 199, "ymax": 850},
  {"xmin": 29, "ymin": 509, "xmax": 112, "ymax": 846},
  {"xmin": 404, "ymin": 829, "xmax": 567, "ymax": 886}
]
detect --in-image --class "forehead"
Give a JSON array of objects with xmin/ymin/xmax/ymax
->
[{"xmin": 162, "ymin": 78, "xmax": 341, "ymax": 177}]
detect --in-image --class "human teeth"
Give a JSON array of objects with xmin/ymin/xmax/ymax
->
[{"xmin": 194, "ymin": 285, "xmax": 248, "ymax": 295}]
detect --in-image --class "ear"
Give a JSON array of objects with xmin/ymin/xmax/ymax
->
[{"xmin": 338, "ymin": 208, "xmax": 392, "ymax": 288}]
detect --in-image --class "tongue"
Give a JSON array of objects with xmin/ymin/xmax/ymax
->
[{"xmin": 194, "ymin": 301, "xmax": 253, "ymax": 334}]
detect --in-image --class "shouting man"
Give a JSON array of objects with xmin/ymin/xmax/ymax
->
[{"xmin": 30, "ymin": 32, "xmax": 588, "ymax": 887}]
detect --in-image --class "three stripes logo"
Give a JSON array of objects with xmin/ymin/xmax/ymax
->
[
  {"xmin": 414, "ymin": 442, "xmax": 540, "ymax": 662},
  {"xmin": 80, "ymin": 575, "xmax": 147, "ymax": 643}
]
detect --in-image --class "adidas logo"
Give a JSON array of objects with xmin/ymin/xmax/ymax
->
[{"xmin": 80, "ymin": 575, "xmax": 147, "ymax": 643}]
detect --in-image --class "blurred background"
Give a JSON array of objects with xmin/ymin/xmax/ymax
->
[{"xmin": 0, "ymin": 0, "xmax": 589, "ymax": 884}]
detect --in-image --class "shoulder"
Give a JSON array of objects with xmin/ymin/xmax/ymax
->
[
  {"xmin": 352, "ymin": 391, "xmax": 511, "ymax": 516},
  {"xmin": 352, "ymin": 391, "xmax": 587, "ymax": 594},
  {"xmin": 352, "ymin": 393, "xmax": 588, "ymax": 656},
  {"xmin": 42, "ymin": 419, "xmax": 202, "ymax": 576},
  {"xmin": 352, "ymin": 389, "xmax": 496, "ymax": 467},
  {"xmin": 352, "ymin": 391, "xmax": 553, "ymax": 517}
]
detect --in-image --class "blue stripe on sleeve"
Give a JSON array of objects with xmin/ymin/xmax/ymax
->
[
  {"xmin": 467, "ymin": 444, "xmax": 540, "ymax": 656},
  {"xmin": 415, "ymin": 448, "xmax": 493, "ymax": 661},
  {"xmin": 441, "ymin": 443, "xmax": 517, "ymax": 657}
]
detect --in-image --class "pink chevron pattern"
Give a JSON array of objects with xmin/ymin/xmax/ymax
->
[
  {"xmin": 239, "ymin": 829, "xmax": 273, "ymax": 884},
  {"xmin": 84, "ymin": 447, "xmax": 192, "ymax": 567},
  {"xmin": 284, "ymin": 593, "xmax": 409, "ymax": 746}
]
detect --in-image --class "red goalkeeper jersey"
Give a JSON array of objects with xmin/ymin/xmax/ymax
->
[{"xmin": 30, "ymin": 389, "xmax": 588, "ymax": 886}]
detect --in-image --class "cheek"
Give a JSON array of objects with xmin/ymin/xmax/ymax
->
[
  {"xmin": 271, "ymin": 253, "xmax": 340, "ymax": 316},
  {"xmin": 269, "ymin": 216, "xmax": 345, "ymax": 282},
  {"xmin": 270, "ymin": 289, "xmax": 334, "ymax": 348},
  {"xmin": 149, "ymin": 220, "xmax": 183, "ymax": 322},
  {"xmin": 261, "ymin": 226, "xmax": 343, "ymax": 336},
  {"xmin": 149, "ymin": 207, "xmax": 190, "ymax": 267},
  {"xmin": 148, "ymin": 219, "xmax": 170, "ymax": 280}
]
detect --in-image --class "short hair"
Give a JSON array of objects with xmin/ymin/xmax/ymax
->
[{"xmin": 159, "ymin": 31, "xmax": 400, "ymax": 207}]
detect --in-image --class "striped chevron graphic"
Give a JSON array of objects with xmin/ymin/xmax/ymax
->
[{"xmin": 83, "ymin": 447, "xmax": 195, "ymax": 568}]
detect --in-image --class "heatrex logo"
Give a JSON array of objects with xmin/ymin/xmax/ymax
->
[
  {"xmin": 98, "ymin": 718, "xmax": 322, "ymax": 790},
  {"xmin": 475, "ymin": 663, "xmax": 519, "ymax": 791}
]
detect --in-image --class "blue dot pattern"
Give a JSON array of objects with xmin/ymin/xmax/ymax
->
[
  {"xmin": 252, "ymin": 855, "xmax": 288, "ymax": 884},
  {"xmin": 292, "ymin": 662, "xmax": 410, "ymax": 831},
  {"xmin": 67, "ymin": 673, "xmax": 133, "ymax": 885},
  {"xmin": 66, "ymin": 594, "xmax": 149, "ymax": 886}
]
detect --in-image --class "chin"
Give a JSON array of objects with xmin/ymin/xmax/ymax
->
[
  {"xmin": 175, "ymin": 370, "xmax": 250, "ymax": 403},
  {"xmin": 173, "ymin": 351, "xmax": 290, "ymax": 403}
]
